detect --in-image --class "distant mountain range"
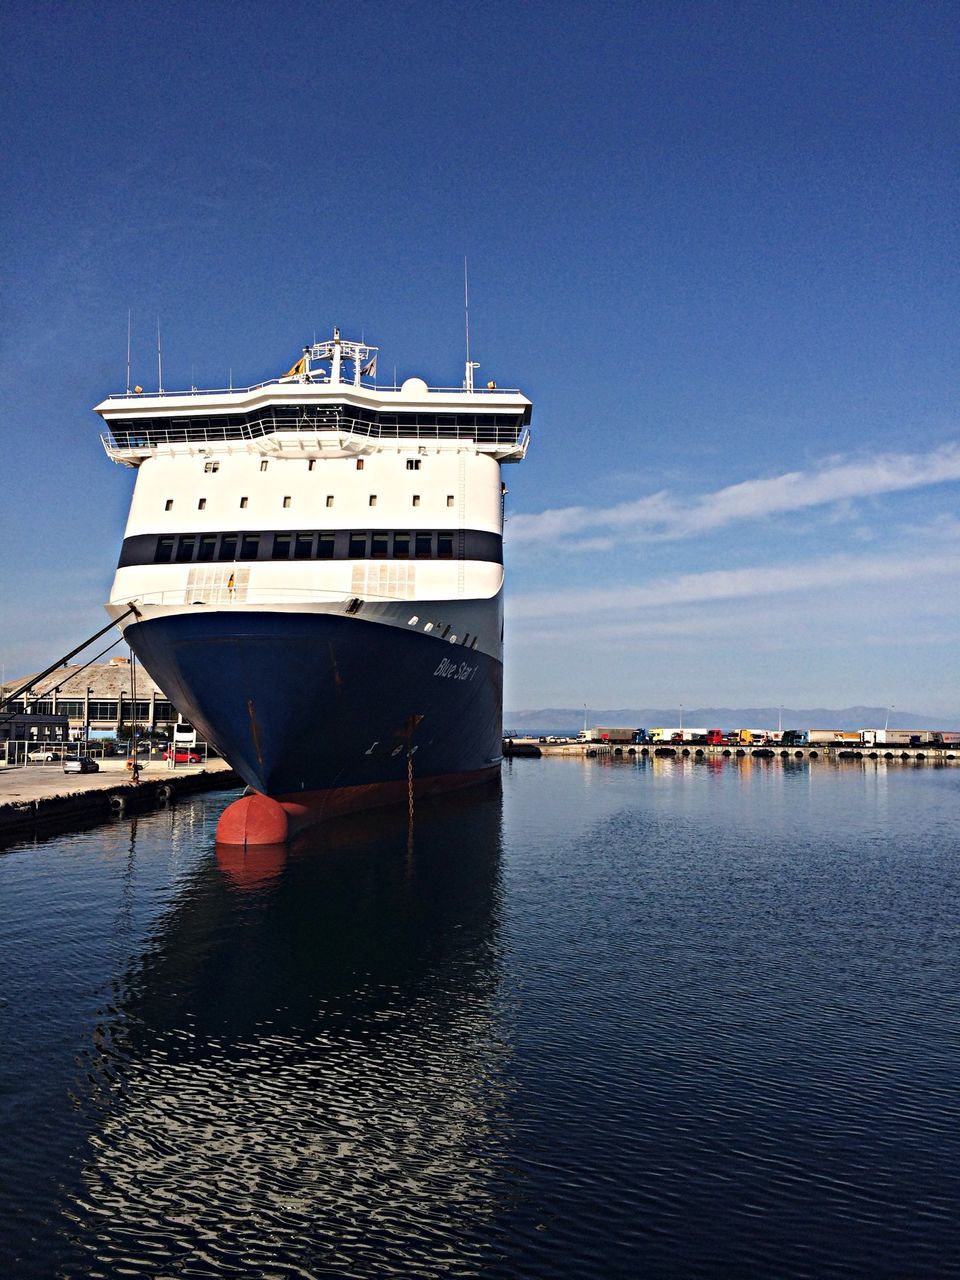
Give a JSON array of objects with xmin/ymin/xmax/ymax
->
[{"xmin": 504, "ymin": 706, "xmax": 960, "ymax": 732}]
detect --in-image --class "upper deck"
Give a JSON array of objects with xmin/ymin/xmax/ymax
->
[{"xmin": 95, "ymin": 330, "xmax": 532, "ymax": 466}]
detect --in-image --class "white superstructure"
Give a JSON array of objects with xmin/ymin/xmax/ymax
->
[{"xmin": 96, "ymin": 331, "xmax": 531, "ymax": 658}]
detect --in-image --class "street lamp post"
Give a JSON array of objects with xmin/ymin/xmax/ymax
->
[{"xmin": 85, "ymin": 687, "xmax": 93, "ymax": 750}]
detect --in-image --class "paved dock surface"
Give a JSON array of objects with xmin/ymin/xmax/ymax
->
[
  {"xmin": 0, "ymin": 758, "xmax": 238, "ymax": 843},
  {"xmin": 0, "ymin": 757, "xmax": 234, "ymax": 803}
]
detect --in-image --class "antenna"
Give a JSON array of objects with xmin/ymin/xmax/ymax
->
[
  {"xmin": 463, "ymin": 257, "xmax": 473, "ymax": 391},
  {"xmin": 126, "ymin": 309, "xmax": 132, "ymax": 394},
  {"xmin": 156, "ymin": 317, "xmax": 163, "ymax": 394}
]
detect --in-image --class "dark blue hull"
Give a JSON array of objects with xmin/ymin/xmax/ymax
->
[{"xmin": 125, "ymin": 610, "xmax": 503, "ymax": 800}]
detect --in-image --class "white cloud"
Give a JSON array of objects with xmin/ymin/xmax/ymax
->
[
  {"xmin": 507, "ymin": 443, "xmax": 960, "ymax": 547},
  {"xmin": 507, "ymin": 550, "xmax": 960, "ymax": 623}
]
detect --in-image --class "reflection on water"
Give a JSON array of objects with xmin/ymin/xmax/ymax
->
[
  {"xmin": 2, "ymin": 758, "xmax": 960, "ymax": 1278},
  {"xmin": 4, "ymin": 789, "xmax": 512, "ymax": 1279}
]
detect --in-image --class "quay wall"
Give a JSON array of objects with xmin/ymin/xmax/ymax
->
[
  {"xmin": 0, "ymin": 761, "xmax": 239, "ymax": 846},
  {"xmin": 503, "ymin": 738, "xmax": 959, "ymax": 764}
]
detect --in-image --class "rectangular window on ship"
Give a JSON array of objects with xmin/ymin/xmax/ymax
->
[
  {"xmin": 218, "ymin": 534, "xmax": 239, "ymax": 562},
  {"xmin": 240, "ymin": 534, "xmax": 260, "ymax": 559},
  {"xmin": 316, "ymin": 534, "xmax": 334, "ymax": 559},
  {"xmin": 272, "ymin": 534, "xmax": 292, "ymax": 560},
  {"xmin": 393, "ymin": 532, "xmax": 410, "ymax": 558},
  {"xmin": 154, "ymin": 537, "xmax": 175, "ymax": 563},
  {"xmin": 437, "ymin": 532, "xmax": 454, "ymax": 559},
  {"xmin": 415, "ymin": 533, "xmax": 432, "ymax": 558},
  {"xmin": 295, "ymin": 533, "xmax": 315, "ymax": 559},
  {"xmin": 197, "ymin": 535, "xmax": 217, "ymax": 562},
  {"xmin": 371, "ymin": 533, "xmax": 389, "ymax": 558},
  {"xmin": 349, "ymin": 533, "xmax": 367, "ymax": 558}
]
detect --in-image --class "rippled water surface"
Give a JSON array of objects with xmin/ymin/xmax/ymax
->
[{"xmin": 1, "ymin": 756, "xmax": 959, "ymax": 1277}]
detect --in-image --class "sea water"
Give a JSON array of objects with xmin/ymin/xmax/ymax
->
[{"xmin": 0, "ymin": 755, "xmax": 958, "ymax": 1278}]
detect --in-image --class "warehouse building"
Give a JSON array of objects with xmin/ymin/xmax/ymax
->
[{"xmin": 0, "ymin": 657, "xmax": 178, "ymax": 743}]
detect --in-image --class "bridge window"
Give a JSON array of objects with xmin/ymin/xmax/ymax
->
[
  {"xmin": 349, "ymin": 533, "xmax": 367, "ymax": 558},
  {"xmin": 415, "ymin": 533, "xmax": 432, "ymax": 558},
  {"xmin": 272, "ymin": 534, "xmax": 292, "ymax": 560},
  {"xmin": 295, "ymin": 533, "xmax": 315, "ymax": 559},
  {"xmin": 218, "ymin": 534, "xmax": 239, "ymax": 561},
  {"xmin": 176, "ymin": 536, "xmax": 197, "ymax": 563},
  {"xmin": 371, "ymin": 533, "xmax": 389, "ymax": 558},
  {"xmin": 437, "ymin": 532, "xmax": 454, "ymax": 558},
  {"xmin": 197, "ymin": 535, "xmax": 217, "ymax": 562},
  {"xmin": 393, "ymin": 532, "xmax": 410, "ymax": 558},
  {"xmin": 154, "ymin": 537, "xmax": 175, "ymax": 563},
  {"xmin": 316, "ymin": 533, "xmax": 334, "ymax": 558},
  {"xmin": 240, "ymin": 534, "xmax": 260, "ymax": 559}
]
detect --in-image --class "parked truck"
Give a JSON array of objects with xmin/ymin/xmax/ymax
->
[
  {"xmin": 576, "ymin": 726, "xmax": 640, "ymax": 744},
  {"xmin": 780, "ymin": 729, "xmax": 809, "ymax": 746},
  {"xmin": 650, "ymin": 727, "xmax": 707, "ymax": 743},
  {"xmin": 734, "ymin": 729, "xmax": 770, "ymax": 745},
  {"xmin": 808, "ymin": 729, "xmax": 864, "ymax": 745}
]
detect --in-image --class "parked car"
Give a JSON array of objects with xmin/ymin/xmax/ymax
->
[
  {"xmin": 162, "ymin": 749, "xmax": 202, "ymax": 764},
  {"xmin": 27, "ymin": 748, "xmax": 63, "ymax": 762},
  {"xmin": 63, "ymin": 755, "xmax": 100, "ymax": 774}
]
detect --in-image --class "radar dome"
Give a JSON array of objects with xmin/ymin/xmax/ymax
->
[{"xmin": 399, "ymin": 377, "xmax": 429, "ymax": 396}]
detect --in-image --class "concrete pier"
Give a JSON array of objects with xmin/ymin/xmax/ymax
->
[
  {"xmin": 503, "ymin": 738, "xmax": 959, "ymax": 764},
  {"xmin": 0, "ymin": 757, "xmax": 238, "ymax": 844}
]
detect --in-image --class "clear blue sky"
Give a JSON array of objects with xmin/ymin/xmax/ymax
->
[{"xmin": 2, "ymin": 1, "xmax": 958, "ymax": 714}]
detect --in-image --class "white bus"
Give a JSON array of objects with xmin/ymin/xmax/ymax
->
[{"xmin": 173, "ymin": 716, "xmax": 197, "ymax": 750}]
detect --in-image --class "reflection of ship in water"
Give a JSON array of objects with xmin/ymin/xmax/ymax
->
[{"xmin": 59, "ymin": 789, "xmax": 512, "ymax": 1278}]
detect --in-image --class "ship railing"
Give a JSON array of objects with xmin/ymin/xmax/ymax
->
[
  {"xmin": 101, "ymin": 417, "xmax": 530, "ymax": 454},
  {"xmin": 101, "ymin": 379, "xmax": 520, "ymax": 401},
  {"xmin": 124, "ymin": 586, "xmax": 437, "ymax": 607}
]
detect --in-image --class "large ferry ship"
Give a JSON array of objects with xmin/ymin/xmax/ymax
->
[{"xmin": 95, "ymin": 331, "xmax": 531, "ymax": 844}]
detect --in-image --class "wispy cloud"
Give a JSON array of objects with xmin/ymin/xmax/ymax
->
[
  {"xmin": 507, "ymin": 443, "xmax": 960, "ymax": 547},
  {"xmin": 507, "ymin": 550, "xmax": 960, "ymax": 623}
]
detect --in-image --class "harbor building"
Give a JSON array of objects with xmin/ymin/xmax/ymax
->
[{"xmin": 1, "ymin": 657, "xmax": 177, "ymax": 743}]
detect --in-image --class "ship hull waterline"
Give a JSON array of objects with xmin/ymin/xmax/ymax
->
[{"xmin": 121, "ymin": 609, "xmax": 504, "ymax": 846}]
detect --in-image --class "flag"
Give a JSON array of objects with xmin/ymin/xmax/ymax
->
[
  {"xmin": 284, "ymin": 354, "xmax": 307, "ymax": 378},
  {"xmin": 360, "ymin": 355, "xmax": 377, "ymax": 377}
]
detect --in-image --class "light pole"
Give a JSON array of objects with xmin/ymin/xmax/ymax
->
[
  {"xmin": 85, "ymin": 687, "xmax": 93, "ymax": 750},
  {"xmin": 884, "ymin": 705, "xmax": 894, "ymax": 731}
]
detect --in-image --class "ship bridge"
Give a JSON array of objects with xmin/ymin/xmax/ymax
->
[{"xmin": 96, "ymin": 330, "xmax": 531, "ymax": 467}]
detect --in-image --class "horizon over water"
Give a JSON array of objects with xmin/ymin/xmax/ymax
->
[{"xmin": 1, "ymin": 756, "xmax": 958, "ymax": 1277}]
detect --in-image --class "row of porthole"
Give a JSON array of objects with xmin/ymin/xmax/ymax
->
[{"xmin": 406, "ymin": 615, "xmax": 478, "ymax": 648}]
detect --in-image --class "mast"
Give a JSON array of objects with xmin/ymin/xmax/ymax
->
[{"xmin": 463, "ymin": 258, "xmax": 479, "ymax": 392}]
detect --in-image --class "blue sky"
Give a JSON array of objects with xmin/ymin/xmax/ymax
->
[{"xmin": 1, "ymin": 1, "xmax": 957, "ymax": 714}]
